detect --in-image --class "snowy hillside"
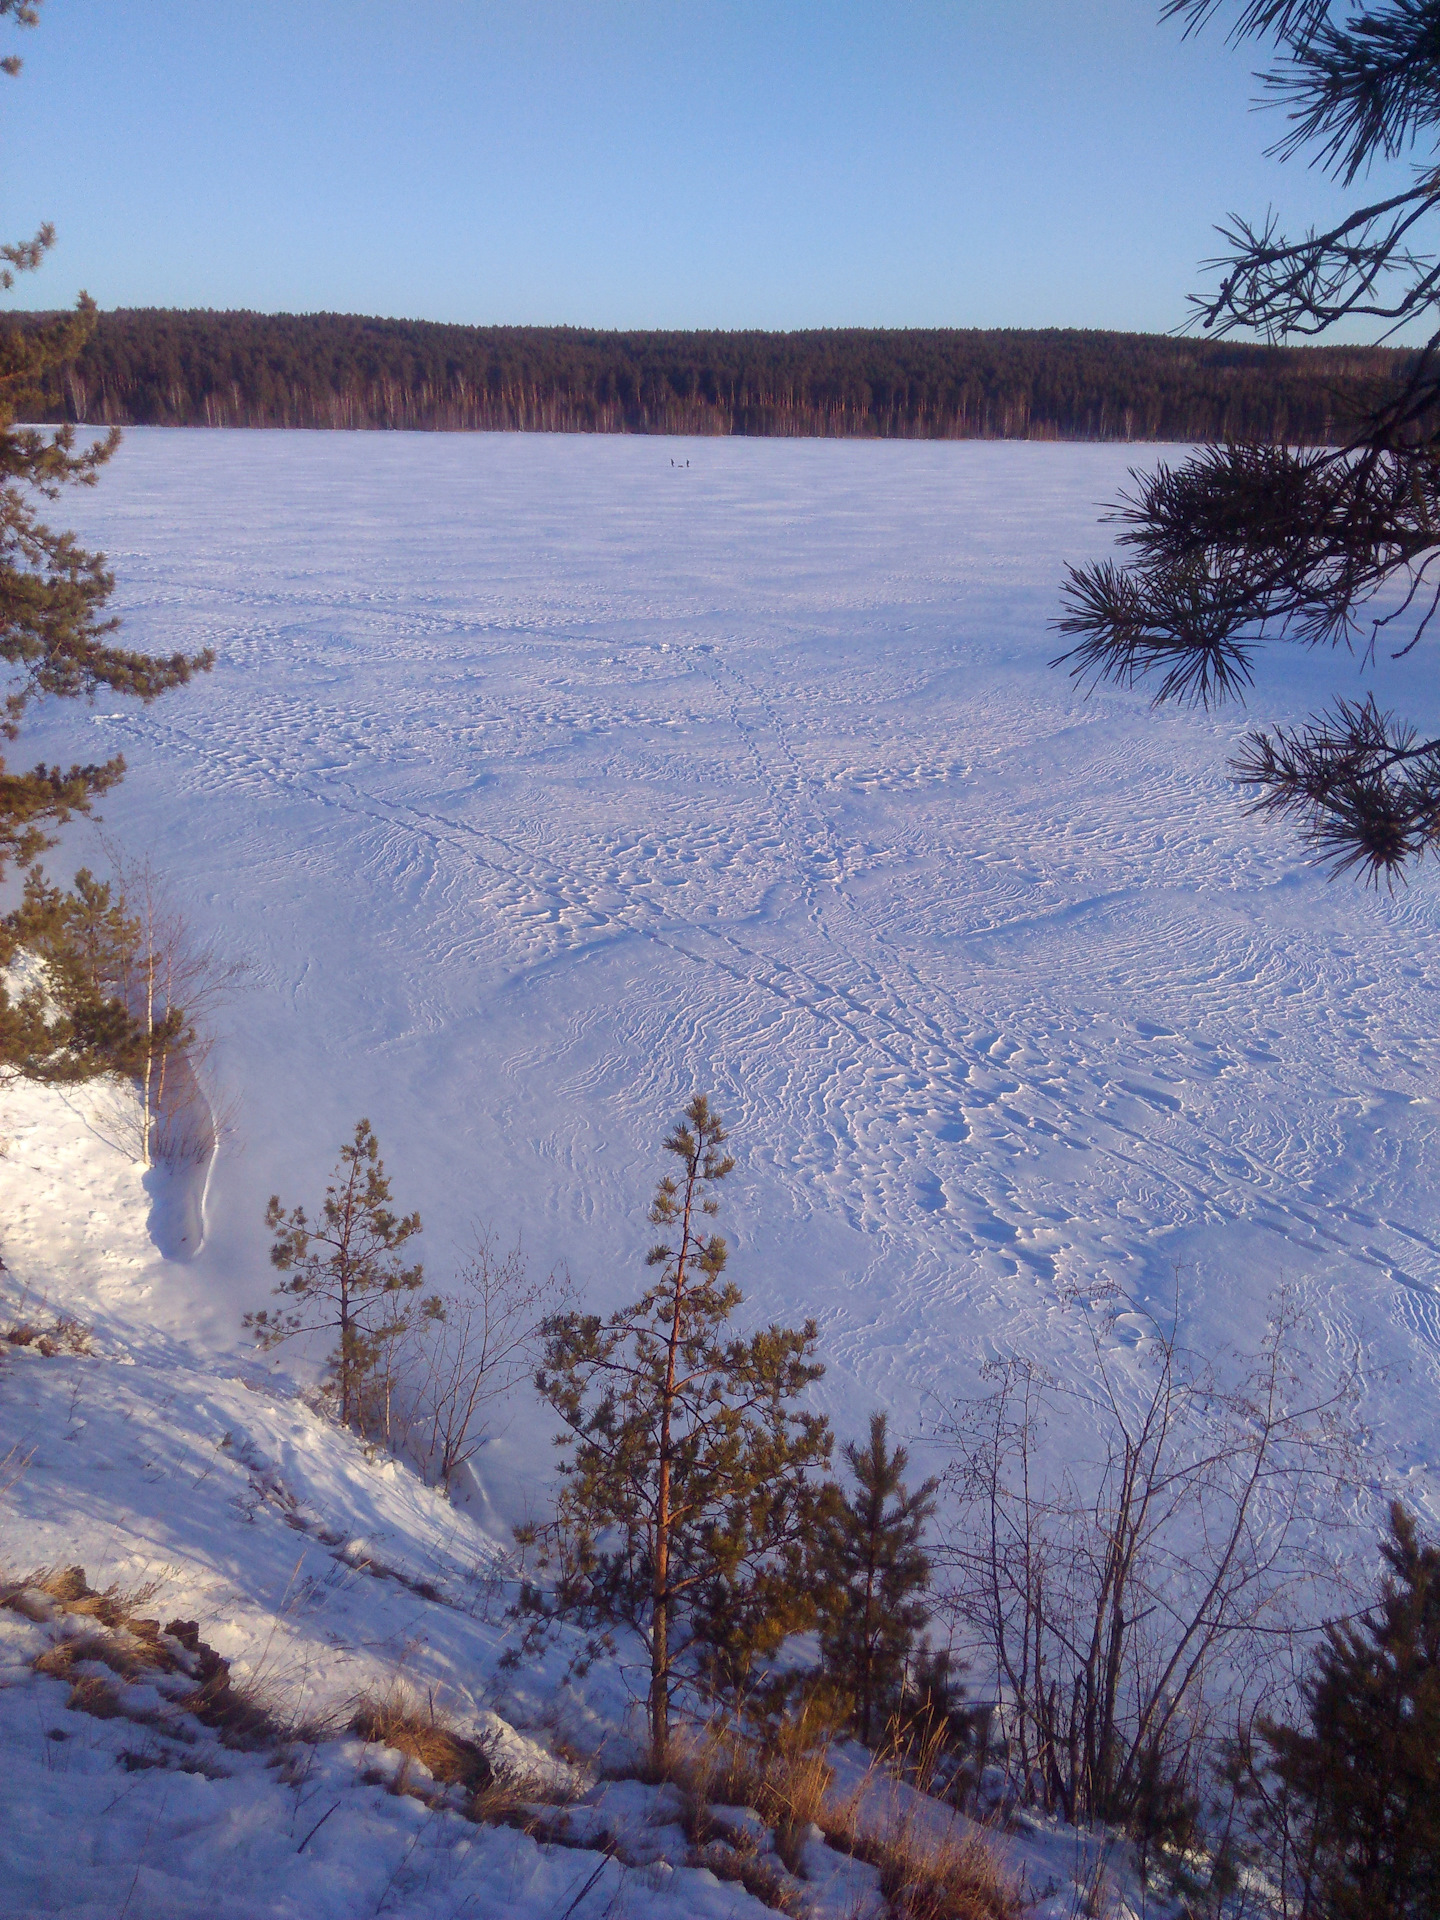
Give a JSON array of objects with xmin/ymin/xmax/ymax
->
[{"xmin": 0, "ymin": 1076, "xmax": 1099, "ymax": 1917}]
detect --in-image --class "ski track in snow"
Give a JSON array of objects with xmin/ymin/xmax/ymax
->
[{"xmin": 18, "ymin": 430, "xmax": 1440, "ymax": 1517}]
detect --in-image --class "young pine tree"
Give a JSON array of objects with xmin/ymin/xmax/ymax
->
[
  {"xmin": 245, "ymin": 1120, "xmax": 428, "ymax": 1433},
  {"xmin": 814, "ymin": 1411, "xmax": 939, "ymax": 1747},
  {"xmin": 0, "ymin": 865, "xmax": 189, "ymax": 1088},
  {"xmin": 522, "ymin": 1095, "xmax": 832, "ymax": 1771},
  {"xmin": 1250, "ymin": 1502, "xmax": 1440, "ymax": 1920}
]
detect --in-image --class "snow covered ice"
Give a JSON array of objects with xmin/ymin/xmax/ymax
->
[
  {"xmin": 15, "ymin": 427, "xmax": 1439, "ymax": 1498},
  {"xmin": 3, "ymin": 428, "xmax": 1440, "ymax": 1914}
]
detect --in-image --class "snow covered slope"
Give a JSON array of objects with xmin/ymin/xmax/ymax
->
[
  {"xmin": 15, "ymin": 428, "xmax": 1440, "ymax": 1524},
  {"xmin": 0, "ymin": 1077, "xmax": 867, "ymax": 1918},
  {"xmin": 2, "ymin": 1080, "xmax": 1071, "ymax": 1917}
]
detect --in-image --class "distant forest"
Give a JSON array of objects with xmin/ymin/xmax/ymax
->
[{"xmin": 8, "ymin": 308, "xmax": 1413, "ymax": 443}]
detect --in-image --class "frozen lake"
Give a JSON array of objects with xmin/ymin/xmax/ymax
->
[{"xmin": 27, "ymin": 429, "xmax": 1440, "ymax": 1518}]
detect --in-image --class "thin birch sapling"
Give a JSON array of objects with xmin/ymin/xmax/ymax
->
[
  {"xmin": 410, "ymin": 1229, "xmax": 568, "ymax": 1491},
  {"xmin": 520, "ymin": 1095, "xmax": 832, "ymax": 1771},
  {"xmin": 102, "ymin": 851, "xmax": 243, "ymax": 1167}
]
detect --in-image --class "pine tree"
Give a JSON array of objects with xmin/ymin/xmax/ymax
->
[
  {"xmin": 0, "ymin": 1, "xmax": 211, "ymax": 1075},
  {"xmin": 245, "ymin": 1120, "xmax": 427, "ymax": 1432},
  {"xmin": 522, "ymin": 1096, "xmax": 832, "ymax": 1771},
  {"xmin": 1252, "ymin": 1503, "xmax": 1440, "ymax": 1920},
  {"xmin": 814, "ymin": 1411, "xmax": 939, "ymax": 1746},
  {"xmin": 1054, "ymin": 2, "xmax": 1440, "ymax": 882},
  {"xmin": 0, "ymin": 865, "xmax": 187, "ymax": 1085}
]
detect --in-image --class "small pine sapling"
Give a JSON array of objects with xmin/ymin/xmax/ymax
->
[
  {"xmin": 1244, "ymin": 1502, "xmax": 1440, "ymax": 1920},
  {"xmin": 245, "ymin": 1119, "xmax": 429, "ymax": 1432},
  {"xmin": 0, "ymin": 865, "xmax": 183, "ymax": 1086},
  {"xmin": 521, "ymin": 1095, "xmax": 832, "ymax": 1771},
  {"xmin": 814, "ymin": 1411, "xmax": 939, "ymax": 1747}
]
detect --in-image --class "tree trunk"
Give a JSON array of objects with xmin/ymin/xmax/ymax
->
[
  {"xmin": 650, "ymin": 1590, "xmax": 670, "ymax": 1773},
  {"xmin": 649, "ymin": 1139, "xmax": 702, "ymax": 1773},
  {"xmin": 140, "ymin": 941, "xmax": 156, "ymax": 1168}
]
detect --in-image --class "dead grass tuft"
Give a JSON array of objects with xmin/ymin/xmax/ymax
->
[
  {"xmin": 10, "ymin": 1565, "xmax": 284, "ymax": 1750},
  {"xmin": 626, "ymin": 1710, "xmax": 1019, "ymax": 1920},
  {"xmin": 637, "ymin": 1710, "xmax": 834, "ymax": 1874},
  {"xmin": 686, "ymin": 1837, "xmax": 806, "ymax": 1915},
  {"xmin": 351, "ymin": 1693, "xmax": 494, "ymax": 1796},
  {"xmin": 34, "ymin": 1634, "xmax": 137, "ymax": 1681},
  {"xmin": 5, "ymin": 1563, "xmax": 164, "ymax": 1632},
  {"xmin": 64, "ymin": 1673, "xmax": 125, "ymax": 1720},
  {"xmin": 3, "ymin": 1314, "xmax": 94, "ymax": 1357},
  {"xmin": 467, "ymin": 1775, "xmax": 568, "ymax": 1828},
  {"xmin": 821, "ymin": 1792, "xmax": 1019, "ymax": 1920}
]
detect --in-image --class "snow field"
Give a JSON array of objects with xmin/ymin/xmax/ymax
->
[
  {"xmin": 15, "ymin": 428, "xmax": 1439, "ymax": 1527},
  {"xmin": 6, "ymin": 427, "xmax": 1434, "ymax": 1913}
]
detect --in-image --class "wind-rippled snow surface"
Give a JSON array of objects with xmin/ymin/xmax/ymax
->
[{"xmin": 29, "ymin": 430, "xmax": 1440, "ymax": 1514}]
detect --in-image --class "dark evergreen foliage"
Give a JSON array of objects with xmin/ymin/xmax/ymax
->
[
  {"xmin": 519, "ymin": 1097, "xmax": 832, "ymax": 1770},
  {"xmin": 3, "ymin": 306, "xmax": 1413, "ymax": 444},
  {"xmin": 814, "ymin": 1412, "xmax": 939, "ymax": 1746},
  {"xmin": 0, "ymin": 865, "xmax": 183, "ymax": 1084},
  {"xmin": 1244, "ymin": 1503, "xmax": 1440, "ymax": 1920},
  {"xmin": 0, "ymin": 291, "xmax": 210, "ymax": 882},
  {"xmin": 246, "ymin": 1121, "xmax": 427, "ymax": 1432},
  {"xmin": 1057, "ymin": 2, "xmax": 1440, "ymax": 882}
]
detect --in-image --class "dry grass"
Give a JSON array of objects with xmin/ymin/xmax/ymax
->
[
  {"xmin": 63, "ymin": 1672, "xmax": 126, "ymax": 1719},
  {"xmin": 688, "ymin": 1835, "xmax": 807, "ymax": 1915},
  {"xmin": 350, "ymin": 1691, "xmax": 494, "ymax": 1796},
  {"xmin": 3, "ymin": 1315, "xmax": 94, "ymax": 1357},
  {"xmin": 649, "ymin": 1709, "xmax": 835, "ymax": 1855},
  {"xmin": 348, "ymin": 1688, "xmax": 588, "ymax": 1837},
  {"xmin": 4, "ymin": 1565, "xmax": 282, "ymax": 1747},
  {"xmin": 836, "ymin": 1815, "xmax": 1018, "ymax": 1920},
  {"xmin": 610, "ymin": 1712, "xmax": 832, "ymax": 1909},
  {"xmin": 820, "ymin": 1772, "xmax": 1020, "ymax": 1920},
  {"xmin": 34, "ymin": 1632, "xmax": 153, "ymax": 1682},
  {"xmin": 6, "ymin": 1564, "xmax": 165, "ymax": 1637},
  {"xmin": 627, "ymin": 1710, "xmax": 1019, "ymax": 1920}
]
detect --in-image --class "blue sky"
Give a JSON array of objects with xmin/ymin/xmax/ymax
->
[{"xmin": 0, "ymin": 1, "xmax": 1406, "ymax": 332}]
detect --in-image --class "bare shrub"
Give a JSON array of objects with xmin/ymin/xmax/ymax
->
[
  {"xmin": 404, "ymin": 1230, "xmax": 568, "ymax": 1492},
  {"xmin": 938, "ymin": 1284, "xmax": 1357, "ymax": 1842},
  {"xmin": 107, "ymin": 853, "xmax": 243, "ymax": 1169}
]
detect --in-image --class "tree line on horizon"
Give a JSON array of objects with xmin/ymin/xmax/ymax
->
[{"xmin": 3, "ymin": 307, "xmax": 1418, "ymax": 444}]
